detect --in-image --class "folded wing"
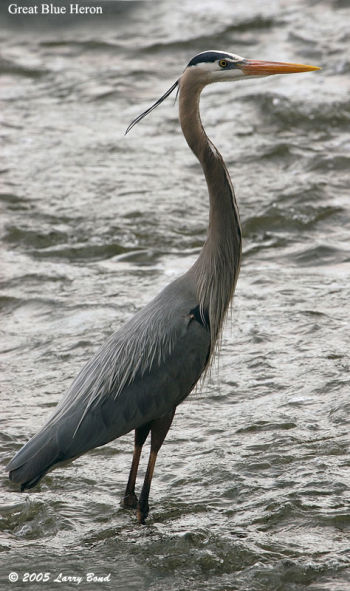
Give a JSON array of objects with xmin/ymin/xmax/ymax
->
[{"xmin": 7, "ymin": 276, "xmax": 211, "ymax": 489}]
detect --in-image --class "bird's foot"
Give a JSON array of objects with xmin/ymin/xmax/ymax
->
[
  {"xmin": 122, "ymin": 492, "xmax": 138, "ymax": 509},
  {"xmin": 136, "ymin": 500, "xmax": 149, "ymax": 525}
]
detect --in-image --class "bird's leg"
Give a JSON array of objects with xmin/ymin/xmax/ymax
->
[
  {"xmin": 122, "ymin": 423, "xmax": 151, "ymax": 509},
  {"xmin": 137, "ymin": 409, "xmax": 175, "ymax": 525}
]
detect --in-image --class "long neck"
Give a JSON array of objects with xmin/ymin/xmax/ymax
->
[{"xmin": 179, "ymin": 71, "xmax": 242, "ymax": 352}]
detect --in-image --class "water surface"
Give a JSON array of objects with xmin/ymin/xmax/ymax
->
[{"xmin": 1, "ymin": 1, "xmax": 350, "ymax": 589}]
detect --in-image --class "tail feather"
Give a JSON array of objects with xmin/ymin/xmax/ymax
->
[
  {"xmin": 7, "ymin": 428, "xmax": 61, "ymax": 490},
  {"xmin": 6, "ymin": 401, "xmax": 125, "ymax": 490}
]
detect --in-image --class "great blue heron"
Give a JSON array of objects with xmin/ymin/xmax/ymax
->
[{"xmin": 7, "ymin": 51, "xmax": 319, "ymax": 524}]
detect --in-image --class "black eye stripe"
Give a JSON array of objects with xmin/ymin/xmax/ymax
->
[{"xmin": 187, "ymin": 51, "xmax": 234, "ymax": 67}]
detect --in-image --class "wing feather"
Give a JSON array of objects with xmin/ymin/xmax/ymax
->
[{"xmin": 47, "ymin": 276, "xmax": 209, "ymax": 435}]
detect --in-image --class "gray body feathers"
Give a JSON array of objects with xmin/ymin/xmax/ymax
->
[{"xmin": 7, "ymin": 275, "xmax": 211, "ymax": 489}]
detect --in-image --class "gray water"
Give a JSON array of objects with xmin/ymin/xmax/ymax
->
[{"xmin": 1, "ymin": 0, "xmax": 350, "ymax": 589}]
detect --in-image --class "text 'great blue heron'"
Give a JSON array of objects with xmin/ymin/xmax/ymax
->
[{"xmin": 7, "ymin": 51, "xmax": 320, "ymax": 524}]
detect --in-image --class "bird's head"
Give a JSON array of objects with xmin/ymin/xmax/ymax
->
[
  {"xmin": 184, "ymin": 50, "xmax": 320, "ymax": 84},
  {"xmin": 125, "ymin": 50, "xmax": 320, "ymax": 134}
]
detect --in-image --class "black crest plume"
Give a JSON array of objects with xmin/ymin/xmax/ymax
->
[{"xmin": 125, "ymin": 79, "xmax": 179, "ymax": 135}]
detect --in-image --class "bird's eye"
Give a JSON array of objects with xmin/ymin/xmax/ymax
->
[{"xmin": 219, "ymin": 59, "xmax": 228, "ymax": 68}]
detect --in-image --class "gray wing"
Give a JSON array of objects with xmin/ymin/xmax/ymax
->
[{"xmin": 7, "ymin": 275, "xmax": 210, "ymax": 488}]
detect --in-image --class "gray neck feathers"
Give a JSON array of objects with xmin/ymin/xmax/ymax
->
[{"xmin": 179, "ymin": 72, "xmax": 242, "ymax": 355}]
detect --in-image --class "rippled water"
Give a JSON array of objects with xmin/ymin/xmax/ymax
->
[{"xmin": 1, "ymin": 0, "xmax": 350, "ymax": 589}]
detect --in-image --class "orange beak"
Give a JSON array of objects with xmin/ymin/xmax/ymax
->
[{"xmin": 240, "ymin": 59, "xmax": 321, "ymax": 76}]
